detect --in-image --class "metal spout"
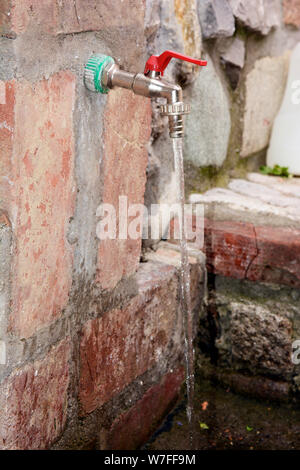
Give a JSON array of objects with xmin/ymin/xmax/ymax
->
[{"xmin": 102, "ymin": 62, "xmax": 189, "ymax": 138}]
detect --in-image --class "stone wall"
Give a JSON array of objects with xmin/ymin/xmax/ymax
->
[{"xmin": 145, "ymin": 0, "xmax": 300, "ymax": 214}]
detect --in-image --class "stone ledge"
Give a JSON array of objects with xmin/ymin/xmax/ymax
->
[{"xmin": 189, "ymin": 173, "xmax": 300, "ymax": 288}]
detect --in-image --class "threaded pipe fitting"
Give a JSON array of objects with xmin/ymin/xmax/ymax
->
[{"xmin": 160, "ymin": 102, "xmax": 190, "ymax": 138}]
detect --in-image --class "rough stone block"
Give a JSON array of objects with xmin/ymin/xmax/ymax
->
[
  {"xmin": 247, "ymin": 172, "xmax": 300, "ymax": 198},
  {"xmin": 184, "ymin": 53, "xmax": 231, "ymax": 167},
  {"xmin": 229, "ymin": 0, "xmax": 281, "ymax": 35},
  {"xmin": 241, "ymin": 53, "xmax": 290, "ymax": 157},
  {"xmin": 220, "ymin": 36, "xmax": 246, "ymax": 88},
  {"xmin": 228, "ymin": 179, "xmax": 300, "ymax": 213},
  {"xmin": 189, "ymin": 186, "xmax": 300, "ymax": 228},
  {"xmin": 197, "ymin": 0, "xmax": 235, "ymax": 39},
  {"xmin": 0, "ymin": 339, "xmax": 70, "ymax": 449},
  {"xmin": 220, "ymin": 37, "xmax": 245, "ymax": 69},
  {"xmin": 6, "ymin": 72, "xmax": 76, "ymax": 338},
  {"xmin": 215, "ymin": 297, "xmax": 293, "ymax": 378},
  {"xmin": 103, "ymin": 368, "xmax": 185, "ymax": 450},
  {"xmin": 96, "ymin": 89, "xmax": 151, "ymax": 290}
]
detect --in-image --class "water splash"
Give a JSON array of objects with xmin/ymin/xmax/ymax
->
[{"xmin": 172, "ymin": 137, "xmax": 195, "ymax": 448}]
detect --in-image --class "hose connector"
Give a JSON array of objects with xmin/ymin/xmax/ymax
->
[{"xmin": 160, "ymin": 102, "xmax": 191, "ymax": 138}]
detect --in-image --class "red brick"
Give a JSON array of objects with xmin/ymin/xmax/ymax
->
[
  {"xmin": 59, "ymin": 0, "xmax": 146, "ymax": 35},
  {"xmin": 0, "ymin": 339, "xmax": 70, "ymax": 450},
  {"xmin": 79, "ymin": 262, "xmax": 179, "ymax": 415},
  {"xmin": 247, "ymin": 225, "xmax": 300, "ymax": 287},
  {"xmin": 10, "ymin": 0, "xmax": 60, "ymax": 35},
  {"xmin": 204, "ymin": 218, "xmax": 258, "ymax": 279},
  {"xmin": 203, "ymin": 218, "xmax": 300, "ymax": 287},
  {"xmin": 0, "ymin": 80, "xmax": 14, "ymax": 210},
  {"xmin": 283, "ymin": 0, "xmax": 300, "ymax": 27},
  {"xmin": 104, "ymin": 368, "xmax": 185, "ymax": 450},
  {"xmin": 5, "ymin": 72, "xmax": 76, "ymax": 338},
  {"xmin": 5, "ymin": 0, "xmax": 145, "ymax": 36},
  {"xmin": 96, "ymin": 89, "xmax": 151, "ymax": 290}
]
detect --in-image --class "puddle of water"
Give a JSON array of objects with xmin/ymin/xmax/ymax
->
[{"xmin": 145, "ymin": 376, "xmax": 300, "ymax": 450}]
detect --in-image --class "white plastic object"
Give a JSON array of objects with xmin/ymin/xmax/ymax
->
[{"xmin": 267, "ymin": 43, "xmax": 300, "ymax": 175}]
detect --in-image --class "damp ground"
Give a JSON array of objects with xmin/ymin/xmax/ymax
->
[{"xmin": 144, "ymin": 376, "xmax": 300, "ymax": 450}]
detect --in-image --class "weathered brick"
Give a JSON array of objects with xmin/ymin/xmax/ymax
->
[
  {"xmin": 204, "ymin": 218, "xmax": 258, "ymax": 279},
  {"xmin": 104, "ymin": 368, "xmax": 185, "ymax": 450},
  {"xmin": 79, "ymin": 261, "xmax": 179, "ymax": 415},
  {"xmin": 4, "ymin": 0, "xmax": 145, "ymax": 36},
  {"xmin": 6, "ymin": 72, "xmax": 76, "ymax": 338},
  {"xmin": 0, "ymin": 339, "xmax": 70, "ymax": 450},
  {"xmin": 247, "ymin": 225, "xmax": 300, "ymax": 287},
  {"xmin": 0, "ymin": 80, "xmax": 14, "ymax": 211},
  {"xmin": 283, "ymin": 0, "xmax": 300, "ymax": 27},
  {"xmin": 10, "ymin": 0, "xmax": 60, "ymax": 35},
  {"xmin": 96, "ymin": 89, "xmax": 151, "ymax": 290},
  {"xmin": 146, "ymin": 243, "xmax": 205, "ymax": 311},
  {"xmin": 203, "ymin": 218, "xmax": 300, "ymax": 287},
  {"xmin": 59, "ymin": 0, "xmax": 146, "ymax": 35}
]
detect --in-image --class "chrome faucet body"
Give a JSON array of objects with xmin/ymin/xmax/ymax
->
[
  {"xmin": 84, "ymin": 51, "xmax": 207, "ymax": 138},
  {"xmin": 102, "ymin": 61, "xmax": 187, "ymax": 138}
]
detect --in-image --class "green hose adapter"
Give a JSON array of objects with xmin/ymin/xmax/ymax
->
[{"xmin": 84, "ymin": 54, "xmax": 115, "ymax": 94}]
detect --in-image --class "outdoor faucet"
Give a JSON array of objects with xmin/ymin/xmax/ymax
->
[{"xmin": 84, "ymin": 50, "xmax": 207, "ymax": 138}]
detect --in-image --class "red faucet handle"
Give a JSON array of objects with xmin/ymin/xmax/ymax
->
[{"xmin": 144, "ymin": 50, "xmax": 207, "ymax": 76}]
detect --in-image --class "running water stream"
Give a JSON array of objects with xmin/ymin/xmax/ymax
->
[{"xmin": 172, "ymin": 137, "xmax": 195, "ymax": 447}]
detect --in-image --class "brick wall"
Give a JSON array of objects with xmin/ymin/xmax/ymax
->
[{"xmin": 0, "ymin": 0, "xmax": 206, "ymax": 449}]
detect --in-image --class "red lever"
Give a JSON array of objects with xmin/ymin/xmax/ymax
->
[{"xmin": 144, "ymin": 50, "xmax": 207, "ymax": 76}]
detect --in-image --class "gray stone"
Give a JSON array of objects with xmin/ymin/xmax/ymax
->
[
  {"xmin": 215, "ymin": 297, "xmax": 293, "ymax": 378},
  {"xmin": 220, "ymin": 36, "xmax": 246, "ymax": 88},
  {"xmin": 197, "ymin": 0, "xmax": 235, "ymax": 40},
  {"xmin": 144, "ymin": 0, "xmax": 160, "ymax": 44},
  {"xmin": 241, "ymin": 53, "xmax": 290, "ymax": 157},
  {"xmin": 220, "ymin": 36, "xmax": 245, "ymax": 68},
  {"xmin": 155, "ymin": 0, "xmax": 202, "ymax": 82},
  {"xmin": 247, "ymin": 173, "xmax": 300, "ymax": 198},
  {"xmin": 189, "ymin": 186, "xmax": 300, "ymax": 228},
  {"xmin": 184, "ymin": 53, "xmax": 231, "ymax": 167},
  {"xmin": 228, "ymin": 179, "xmax": 300, "ymax": 212},
  {"xmin": 143, "ymin": 118, "xmax": 179, "ymax": 248},
  {"xmin": 228, "ymin": 0, "xmax": 281, "ymax": 35},
  {"xmin": 0, "ymin": 216, "xmax": 11, "ymax": 371}
]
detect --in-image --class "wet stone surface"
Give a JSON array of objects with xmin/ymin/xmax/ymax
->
[{"xmin": 144, "ymin": 377, "xmax": 300, "ymax": 450}]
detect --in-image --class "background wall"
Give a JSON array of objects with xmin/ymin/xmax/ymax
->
[{"xmin": 0, "ymin": 0, "xmax": 300, "ymax": 450}]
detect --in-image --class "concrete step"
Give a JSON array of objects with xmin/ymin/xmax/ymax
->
[{"xmin": 188, "ymin": 173, "xmax": 300, "ymax": 288}]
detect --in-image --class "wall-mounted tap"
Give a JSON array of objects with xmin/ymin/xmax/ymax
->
[{"xmin": 84, "ymin": 51, "xmax": 207, "ymax": 138}]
